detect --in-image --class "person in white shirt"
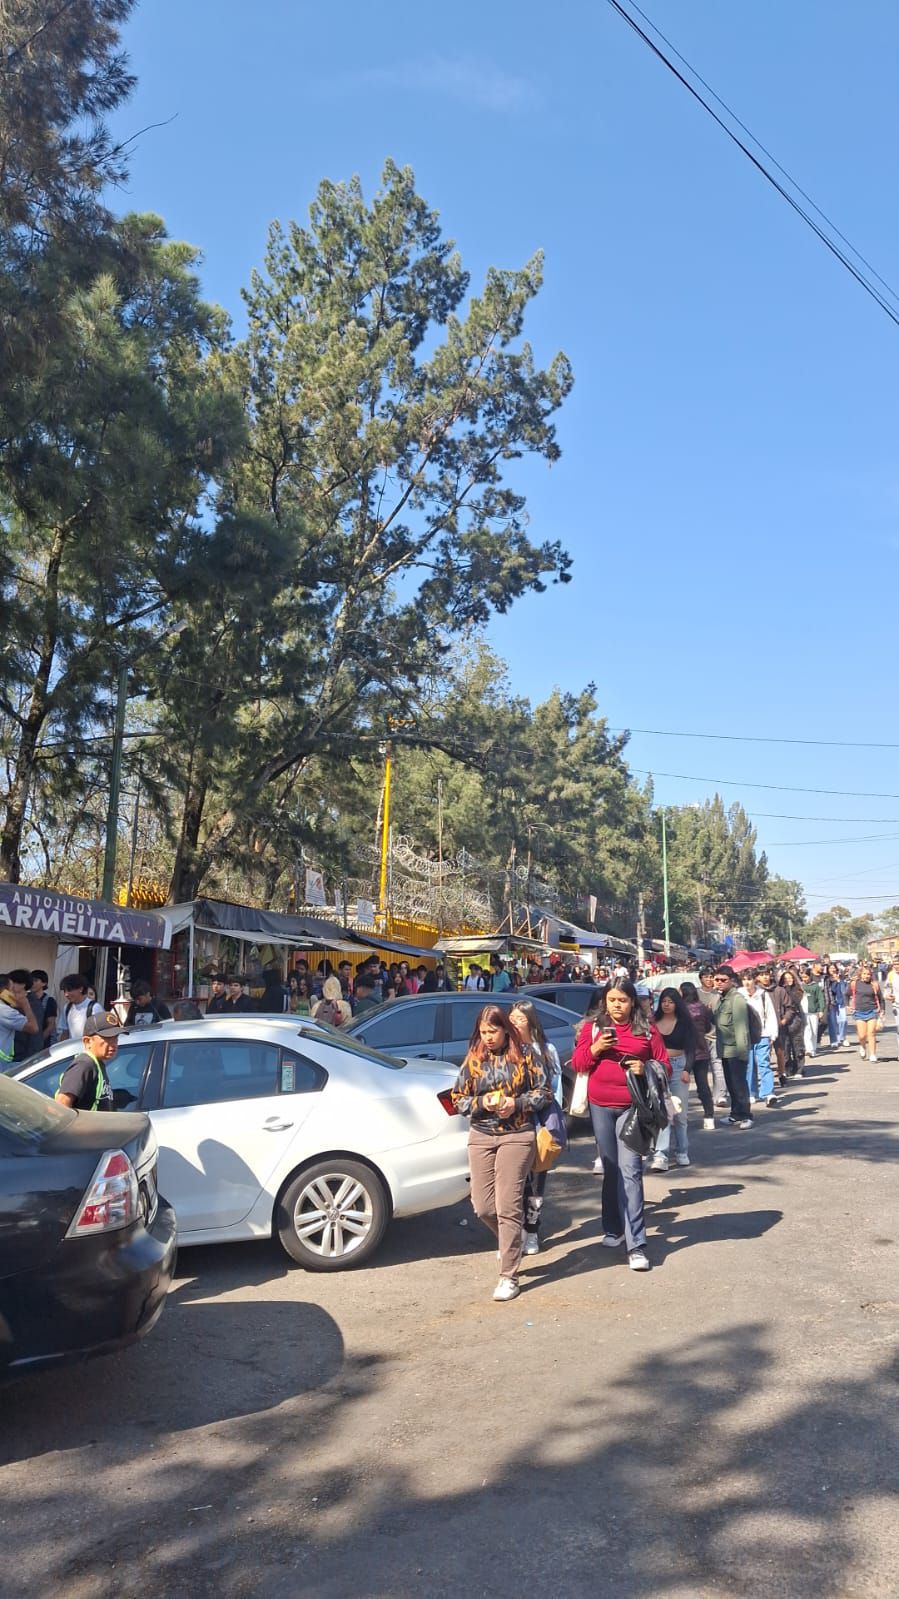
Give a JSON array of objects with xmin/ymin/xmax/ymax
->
[
  {"xmin": 742, "ymin": 971, "xmax": 780, "ymax": 1107},
  {"xmin": 463, "ymin": 964, "xmax": 487, "ymax": 992},
  {"xmin": 59, "ymin": 973, "xmax": 105, "ymax": 1040},
  {"xmin": 0, "ymin": 971, "xmax": 38, "ymax": 1063}
]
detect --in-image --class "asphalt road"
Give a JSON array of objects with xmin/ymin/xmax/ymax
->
[{"xmin": 2, "ymin": 1031, "xmax": 898, "ymax": 1599}]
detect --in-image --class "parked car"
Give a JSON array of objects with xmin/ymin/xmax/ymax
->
[
  {"xmin": 517, "ymin": 982, "xmax": 600, "ymax": 1019},
  {"xmin": 15, "ymin": 1016, "xmax": 469, "ymax": 1272},
  {"xmin": 0, "ymin": 1074, "xmax": 175, "ymax": 1377},
  {"xmin": 343, "ymin": 991, "xmax": 582, "ymax": 1110}
]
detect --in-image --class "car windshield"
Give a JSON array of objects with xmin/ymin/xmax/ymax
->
[
  {"xmin": 0, "ymin": 1073, "xmax": 74, "ymax": 1143},
  {"xmin": 296, "ymin": 1021, "xmax": 405, "ymax": 1070}
]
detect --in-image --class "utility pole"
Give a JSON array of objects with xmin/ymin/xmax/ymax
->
[
  {"xmin": 125, "ymin": 760, "xmax": 142, "ymax": 908},
  {"xmin": 101, "ymin": 663, "xmax": 129, "ymax": 904},
  {"xmin": 636, "ymin": 891, "xmax": 645, "ymax": 969},
  {"xmin": 436, "ymin": 776, "xmax": 444, "ymax": 935},
  {"xmin": 377, "ymin": 740, "xmax": 392, "ymax": 929},
  {"xmin": 661, "ymin": 808, "xmax": 671, "ymax": 958}
]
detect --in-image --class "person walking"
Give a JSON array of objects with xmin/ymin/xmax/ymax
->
[
  {"xmin": 451, "ymin": 1005, "xmax": 551, "ymax": 1302},
  {"xmin": 698, "ymin": 964, "xmax": 728, "ymax": 1105},
  {"xmin": 679, "ymin": 980, "xmax": 717, "ymax": 1130},
  {"xmin": 712, "ymin": 966, "xmax": 753, "ymax": 1128},
  {"xmin": 651, "ymin": 987, "xmax": 696, "ymax": 1171},
  {"xmin": 849, "ymin": 961, "xmax": 885, "ymax": 1062},
  {"xmin": 59, "ymin": 974, "xmax": 105, "ymax": 1041},
  {"xmin": 572, "ymin": 978, "xmax": 671, "ymax": 1272},
  {"xmin": 772, "ymin": 968, "xmax": 806, "ymax": 1081},
  {"xmin": 825, "ymin": 962, "xmax": 848, "ymax": 1048},
  {"xmin": 742, "ymin": 971, "xmax": 780, "ymax": 1107},
  {"xmin": 802, "ymin": 966, "xmax": 825, "ymax": 1060},
  {"xmin": 55, "ymin": 1010, "xmax": 120, "ymax": 1111},
  {"xmin": 509, "ymin": 999, "xmax": 563, "ymax": 1257}
]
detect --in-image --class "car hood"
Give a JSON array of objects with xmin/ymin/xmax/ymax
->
[{"xmin": 39, "ymin": 1110, "xmax": 155, "ymax": 1167}]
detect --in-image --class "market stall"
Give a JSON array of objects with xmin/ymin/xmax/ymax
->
[{"xmin": 0, "ymin": 882, "xmax": 171, "ymax": 1004}]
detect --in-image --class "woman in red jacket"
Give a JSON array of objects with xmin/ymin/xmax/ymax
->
[{"xmin": 572, "ymin": 978, "xmax": 671, "ymax": 1271}]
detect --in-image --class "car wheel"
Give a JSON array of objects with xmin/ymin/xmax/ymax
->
[{"xmin": 275, "ymin": 1159, "xmax": 390, "ymax": 1271}]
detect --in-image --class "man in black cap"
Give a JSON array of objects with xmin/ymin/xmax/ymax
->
[{"xmin": 55, "ymin": 1010, "xmax": 120, "ymax": 1111}]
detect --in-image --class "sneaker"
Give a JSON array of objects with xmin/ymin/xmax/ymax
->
[
  {"xmin": 522, "ymin": 1231, "xmax": 540, "ymax": 1257},
  {"xmin": 737, "ymin": 1118, "xmax": 753, "ymax": 1129},
  {"xmin": 649, "ymin": 1154, "xmax": 668, "ymax": 1172},
  {"xmin": 719, "ymin": 1116, "xmax": 739, "ymax": 1126},
  {"xmin": 715, "ymin": 1097, "xmax": 729, "ymax": 1107},
  {"xmin": 869, "ymin": 1054, "xmax": 878, "ymax": 1063},
  {"xmin": 766, "ymin": 1094, "xmax": 781, "ymax": 1107},
  {"xmin": 493, "ymin": 1277, "xmax": 520, "ymax": 1302},
  {"xmin": 702, "ymin": 1117, "xmax": 716, "ymax": 1131},
  {"xmin": 858, "ymin": 1046, "xmax": 866, "ymax": 1059},
  {"xmin": 592, "ymin": 1156, "xmax": 604, "ymax": 1174},
  {"xmin": 601, "ymin": 1232, "xmax": 625, "ymax": 1248},
  {"xmin": 675, "ymin": 1152, "xmax": 691, "ymax": 1167},
  {"xmin": 628, "ymin": 1249, "xmax": 651, "ymax": 1271}
]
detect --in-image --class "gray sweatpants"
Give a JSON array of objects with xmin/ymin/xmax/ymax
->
[{"xmin": 468, "ymin": 1126, "xmax": 536, "ymax": 1281}]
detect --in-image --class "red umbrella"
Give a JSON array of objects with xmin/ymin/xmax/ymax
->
[
  {"xmin": 780, "ymin": 944, "xmax": 819, "ymax": 962},
  {"xmin": 729, "ymin": 950, "xmax": 773, "ymax": 972}
]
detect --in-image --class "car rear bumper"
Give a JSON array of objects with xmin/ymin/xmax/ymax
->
[{"xmin": 0, "ymin": 1199, "xmax": 177, "ymax": 1376}]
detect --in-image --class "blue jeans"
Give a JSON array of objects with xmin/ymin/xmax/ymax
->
[
  {"xmin": 589, "ymin": 1102, "xmax": 646, "ymax": 1251},
  {"xmin": 746, "ymin": 1038, "xmax": 774, "ymax": 1100},
  {"xmin": 655, "ymin": 1053, "xmax": 688, "ymax": 1158},
  {"xmin": 827, "ymin": 1005, "xmax": 847, "ymax": 1044}
]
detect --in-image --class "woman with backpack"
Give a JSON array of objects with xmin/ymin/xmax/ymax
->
[
  {"xmin": 509, "ymin": 998, "xmax": 564, "ymax": 1257},
  {"xmin": 312, "ymin": 975, "xmax": 352, "ymax": 1028},
  {"xmin": 849, "ymin": 962, "xmax": 885, "ymax": 1062},
  {"xmin": 650, "ymin": 987, "xmax": 696, "ymax": 1172},
  {"xmin": 572, "ymin": 979, "xmax": 671, "ymax": 1272}
]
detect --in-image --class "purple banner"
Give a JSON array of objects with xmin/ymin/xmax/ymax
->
[{"xmin": 0, "ymin": 884, "xmax": 169, "ymax": 948}]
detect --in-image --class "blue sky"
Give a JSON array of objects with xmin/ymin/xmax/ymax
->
[{"xmin": 111, "ymin": 0, "xmax": 899, "ymax": 921}]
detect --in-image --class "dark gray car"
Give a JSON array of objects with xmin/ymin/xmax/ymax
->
[
  {"xmin": 517, "ymin": 982, "xmax": 601, "ymax": 1019},
  {"xmin": 344, "ymin": 991, "xmax": 583, "ymax": 1111}
]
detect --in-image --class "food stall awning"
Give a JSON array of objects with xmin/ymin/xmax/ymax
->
[
  {"xmin": 157, "ymin": 900, "xmax": 437, "ymax": 961},
  {"xmin": 0, "ymin": 883, "xmax": 171, "ymax": 949},
  {"xmin": 434, "ymin": 933, "xmax": 549, "ymax": 957}
]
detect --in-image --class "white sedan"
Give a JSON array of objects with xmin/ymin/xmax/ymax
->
[{"xmin": 14, "ymin": 1016, "xmax": 469, "ymax": 1271}]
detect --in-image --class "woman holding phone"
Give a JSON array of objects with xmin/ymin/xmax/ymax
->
[
  {"xmin": 572, "ymin": 981, "xmax": 671, "ymax": 1271},
  {"xmin": 451, "ymin": 1005, "xmax": 551, "ymax": 1302}
]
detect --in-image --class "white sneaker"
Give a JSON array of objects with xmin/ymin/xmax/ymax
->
[
  {"xmin": 522, "ymin": 1231, "xmax": 540, "ymax": 1256},
  {"xmin": 592, "ymin": 1156, "xmax": 604, "ymax": 1174},
  {"xmin": 601, "ymin": 1232, "xmax": 625, "ymax": 1248},
  {"xmin": 493, "ymin": 1277, "xmax": 520, "ymax": 1302},
  {"xmin": 675, "ymin": 1152, "xmax": 691, "ymax": 1167},
  {"xmin": 859, "ymin": 1046, "xmax": 866, "ymax": 1059},
  {"xmin": 702, "ymin": 1117, "xmax": 715, "ymax": 1131},
  {"xmin": 649, "ymin": 1155, "xmax": 668, "ymax": 1172},
  {"xmin": 628, "ymin": 1249, "xmax": 650, "ymax": 1271},
  {"xmin": 869, "ymin": 1054, "xmax": 878, "ymax": 1063}
]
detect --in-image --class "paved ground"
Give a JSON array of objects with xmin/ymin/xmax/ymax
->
[{"xmin": 2, "ymin": 1033, "xmax": 898, "ymax": 1599}]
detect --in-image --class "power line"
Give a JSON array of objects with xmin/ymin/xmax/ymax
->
[
  {"xmin": 752, "ymin": 812, "xmax": 899, "ymax": 824},
  {"xmin": 633, "ymin": 769, "xmax": 899, "ymax": 801},
  {"xmin": 768, "ymin": 832, "xmax": 899, "ymax": 847},
  {"xmin": 606, "ymin": 0, "xmax": 899, "ymax": 330},
  {"xmin": 616, "ymin": 726, "xmax": 899, "ymax": 751}
]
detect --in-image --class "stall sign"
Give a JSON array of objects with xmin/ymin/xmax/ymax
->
[{"xmin": 0, "ymin": 884, "xmax": 168, "ymax": 948}]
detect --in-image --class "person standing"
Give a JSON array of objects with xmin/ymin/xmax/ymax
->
[
  {"xmin": 572, "ymin": 979, "xmax": 671, "ymax": 1271},
  {"xmin": 489, "ymin": 954, "xmax": 512, "ymax": 993},
  {"xmin": 825, "ymin": 962, "xmax": 848, "ymax": 1048},
  {"xmin": 451, "ymin": 1005, "xmax": 551, "ymax": 1302},
  {"xmin": 223, "ymin": 975, "xmax": 256, "ymax": 1014},
  {"xmin": 206, "ymin": 973, "xmax": 228, "ymax": 1014},
  {"xmin": 509, "ymin": 999, "xmax": 562, "ymax": 1257},
  {"xmin": 679, "ymin": 980, "xmax": 716, "ymax": 1130},
  {"xmin": 698, "ymin": 965, "xmax": 728, "ymax": 1106},
  {"xmin": 712, "ymin": 966, "xmax": 753, "ymax": 1128},
  {"xmin": 0, "ymin": 972, "xmax": 38, "ymax": 1065},
  {"xmin": 742, "ymin": 971, "xmax": 780, "ymax": 1107},
  {"xmin": 12, "ymin": 969, "xmax": 56, "ymax": 1061},
  {"xmin": 55, "ymin": 1010, "xmax": 120, "ymax": 1110},
  {"xmin": 59, "ymin": 974, "xmax": 104, "ymax": 1041},
  {"xmin": 651, "ymin": 987, "xmax": 696, "ymax": 1171},
  {"xmin": 124, "ymin": 980, "xmax": 172, "ymax": 1028},
  {"xmin": 849, "ymin": 961, "xmax": 885, "ymax": 1062},
  {"xmin": 772, "ymin": 969, "xmax": 806, "ymax": 1080}
]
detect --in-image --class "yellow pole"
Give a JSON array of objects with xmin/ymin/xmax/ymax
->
[{"xmin": 378, "ymin": 741, "xmax": 392, "ymax": 927}]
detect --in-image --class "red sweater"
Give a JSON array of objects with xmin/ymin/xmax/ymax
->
[{"xmin": 572, "ymin": 1019, "xmax": 672, "ymax": 1109}]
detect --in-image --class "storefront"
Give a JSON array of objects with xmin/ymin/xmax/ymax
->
[{"xmin": 0, "ymin": 882, "xmax": 171, "ymax": 1003}]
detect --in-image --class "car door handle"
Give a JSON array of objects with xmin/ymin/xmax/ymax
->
[{"xmin": 263, "ymin": 1118, "xmax": 294, "ymax": 1131}]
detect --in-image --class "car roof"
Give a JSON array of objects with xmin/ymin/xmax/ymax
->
[{"xmin": 346, "ymin": 991, "xmax": 582, "ymax": 1026}]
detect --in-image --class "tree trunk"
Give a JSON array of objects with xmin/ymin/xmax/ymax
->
[
  {"xmin": 0, "ymin": 527, "xmax": 66, "ymax": 881},
  {"xmin": 168, "ymin": 747, "xmax": 209, "ymax": 903}
]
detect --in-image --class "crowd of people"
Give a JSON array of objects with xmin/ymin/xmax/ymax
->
[{"xmin": 449, "ymin": 951, "xmax": 896, "ymax": 1303}]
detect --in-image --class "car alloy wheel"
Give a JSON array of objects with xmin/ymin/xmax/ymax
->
[{"xmin": 276, "ymin": 1158, "xmax": 390, "ymax": 1270}]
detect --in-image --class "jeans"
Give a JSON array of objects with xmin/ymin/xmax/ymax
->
[
  {"xmin": 827, "ymin": 1005, "xmax": 847, "ymax": 1044},
  {"xmin": 692, "ymin": 1059, "xmax": 714, "ymax": 1117},
  {"xmin": 655, "ymin": 1052, "xmax": 688, "ymax": 1158},
  {"xmin": 746, "ymin": 1038, "xmax": 775, "ymax": 1100},
  {"xmin": 523, "ymin": 1167, "xmax": 548, "ymax": 1235},
  {"xmin": 588, "ymin": 1102, "xmax": 646, "ymax": 1251},
  {"xmin": 723, "ymin": 1056, "xmax": 751, "ymax": 1121}
]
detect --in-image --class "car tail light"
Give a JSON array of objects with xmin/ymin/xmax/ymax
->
[
  {"xmin": 437, "ymin": 1089, "xmax": 458, "ymax": 1116},
  {"xmin": 65, "ymin": 1150, "xmax": 140, "ymax": 1238}
]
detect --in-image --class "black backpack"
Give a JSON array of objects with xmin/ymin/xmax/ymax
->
[{"xmin": 747, "ymin": 1003, "xmax": 763, "ymax": 1045}]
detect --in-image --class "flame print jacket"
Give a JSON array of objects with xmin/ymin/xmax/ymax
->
[{"xmin": 451, "ymin": 1048, "xmax": 552, "ymax": 1135}]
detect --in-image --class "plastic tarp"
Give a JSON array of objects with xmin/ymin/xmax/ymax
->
[
  {"xmin": 728, "ymin": 950, "xmax": 774, "ymax": 973},
  {"xmin": 157, "ymin": 900, "xmax": 436, "ymax": 960},
  {"xmin": 780, "ymin": 945, "xmax": 820, "ymax": 962}
]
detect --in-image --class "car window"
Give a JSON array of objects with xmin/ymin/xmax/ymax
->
[
  {"xmin": 0, "ymin": 1074, "xmax": 73, "ymax": 1143},
  {"xmin": 279, "ymin": 1049, "xmax": 328, "ymax": 1094},
  {"xmin": 355, "ymin": 1004, "xmax": 437, "ymax": 1050},
  {"xmin": 21, "ymin": 1042, "xmax": 155, "ymax": 1108},
  {"xmin": 535, "ymin": 1001, "xmax": 577, "ymax": 1038},
  {"xmin": 296, "ymin": 1026, "xmax": 405, "ymax": 1071},
  {"xmin": 446, "ymin": 999, "xmax": 494, "ymax": 1043},
  {"xmin": 161, "ymin": 1039, "xmax": 280, "ymax": 1109}
]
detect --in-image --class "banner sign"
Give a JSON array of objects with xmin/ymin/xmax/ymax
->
[
  {"xmin": 355, "ymin": 898, "xmax": 376, "ymax": 927},
  {"xmin": 0, "ymin": 883, "xmax": 169, "ymax": 948},
  {"xmin": 304, "ymin": 869, "xmax": 325, "ymax": 907}
]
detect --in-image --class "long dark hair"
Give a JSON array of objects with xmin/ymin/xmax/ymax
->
[
  {"xmin": 585, "ymin": 978, "xmax": 650, "ymax": 1038},
  {"xmin": 466, "ymin": 1004, "xmax": 526, "ymax": 1063},
  {"xmin": 508, "ymin": 997, "xmax": 551, "ymax": 1059},
  {"xmin": 654, "ymin": 986, "xmax": 693, "ymax": 1033}
]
